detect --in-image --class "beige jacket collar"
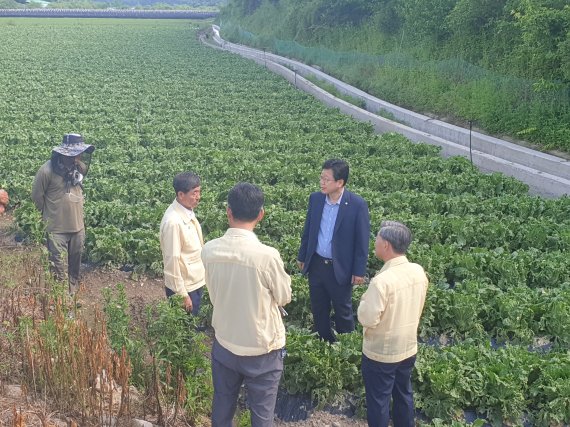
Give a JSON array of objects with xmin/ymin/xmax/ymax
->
[
  {"xmin": 172, "ymin": 199, "xmax": 203, "ymax": 245},
  {"xmin": 224, "ymin": 227, "xmax": 259, "ymax": 240},
  {"xmin": 173, "ymin": 199, "xmax": 195, "ymax": 224},
  {"xmin": 379, "ymin": 255, "xmax": 409, "ymax": 273}
]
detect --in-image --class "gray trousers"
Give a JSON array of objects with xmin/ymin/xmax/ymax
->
[
  {"xmin": 47, "ymin": 230, "xmax": 85, "ymax": 294},
  {"xmin": 211, "ymin": 339, "xmax": 283, "ymax": 427}
]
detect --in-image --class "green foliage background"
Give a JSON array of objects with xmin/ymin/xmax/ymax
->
[
  {"xmin": 0, "ymin": 18, "xmax": 569, "ymax": 426},
  {"xmin": 219, "ymin": 0, "xmax": 570, "ymax": 152}
]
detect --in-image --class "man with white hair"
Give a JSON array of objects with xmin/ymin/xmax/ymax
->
[{"xmin": 358, "ymin": 221, "xmax": 429, "ymax": 427}]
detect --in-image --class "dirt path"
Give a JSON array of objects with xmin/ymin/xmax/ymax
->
[{"xmin": 275, "ymin": 412, "xmax": 368, "ymax": 427}]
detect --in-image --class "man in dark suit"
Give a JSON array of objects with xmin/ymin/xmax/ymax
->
[{"xmin": 297, "ymin": 159, "xmax": 371, "ymax": 343}]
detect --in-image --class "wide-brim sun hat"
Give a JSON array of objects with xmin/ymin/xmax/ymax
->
[{"xmin": 52, "ymin": 133, "xmax": 95, "ymax": 157}]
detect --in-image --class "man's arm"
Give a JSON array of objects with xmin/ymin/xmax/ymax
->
[
  {"xmin": 160, "ymin": 220, "xmax": 192, "ymax": 309},
  {"xmin": 357, "ymin": 279, "xmax": 385, "ymax": 328},
  {"xmin": 31, "ymin": 167, "xmax": 47, "ymax": 212},
  {"xmin": 266, "ymin": 252, "xmax": 292, "ymax": 307},
  {"xmin": 351, "ymin": 198, "xmax": 371, "ymax": 279},
  {"xmin": 297, "ymin": 195, "xmax": 312, "ymax": 269}
]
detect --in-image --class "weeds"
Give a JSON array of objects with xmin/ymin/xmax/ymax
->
[
  {"xmin": 1, "ymin": 261, "xmax": 213, "ymax": 425},
  {"xmin": 305, "ymin": 74, "xmax": 367, "ymax": 109},
  {"xmin": 103, "ymin": 285, "xmax": 214, "ymax": 425},
  {"xmin": 20, "ymin": 296, "xmax": 133, "ymax": 424}
]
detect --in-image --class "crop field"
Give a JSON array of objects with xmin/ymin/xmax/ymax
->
[{"xmin": 1, "ymin": 18, "xmax": 569, "ymax": 426}]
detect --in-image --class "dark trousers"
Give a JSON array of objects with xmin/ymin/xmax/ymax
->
[
  {"xmin": 361, "ymin": 354, "xmax": 416, "ymax": 427},
  {"xmin": 308, "ymin": 254, "xmax": 354, "ymax": 343},
  {"xmin": 47, "ymin": 230, "xmax": 85, "ymax": 295},
  {"xmin": 165, "ymin": 286, "xmax": 203, "ymax": 316},
  {"xmin": 211, "ymin": 339, "xmax": 283, "ymax": 427}
]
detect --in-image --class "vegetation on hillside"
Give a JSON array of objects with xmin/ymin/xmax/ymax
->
[
  {"xmin": 0, "ymin": 0, "xmax": 24, "ymax": 8},
  {"xmin": 219, "ymin": 0, "xmax": 570, "ymax": 152}
]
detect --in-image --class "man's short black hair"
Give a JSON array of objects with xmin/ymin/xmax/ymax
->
[
  {"xmin": 322, "ymin": 159, "xmax": 349, "ymax": 186},
  {"xmin": 173, "ymin": 172, "xmax": 200, "ymax": 194},
  {"xmin": 228, "ymin": 182, "xmax": 264, "ymax": 222}
]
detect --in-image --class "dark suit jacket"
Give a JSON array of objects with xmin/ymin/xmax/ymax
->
[{"xmin": 298, "ymin": 190, "xmax": 370, "ymax": 286}]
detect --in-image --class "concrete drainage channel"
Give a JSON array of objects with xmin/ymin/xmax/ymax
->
[{"xmin": 207, "ymin": 25, "xmax": 570, "ymax": 198}]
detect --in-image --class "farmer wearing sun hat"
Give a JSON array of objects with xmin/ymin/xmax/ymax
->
[{"xmin": 32, "ymin": 133, "xmax": 95, "ymax": 296}]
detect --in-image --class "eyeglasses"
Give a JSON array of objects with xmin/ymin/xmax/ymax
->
[{"xmin": 319, "ymin": 175, "xmax": 336, "ymax": 183}]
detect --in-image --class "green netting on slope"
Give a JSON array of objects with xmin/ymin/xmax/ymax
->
[
  {"xmin": 220, "ymin": 23, "xmax": 570, "ymax": 151},
  {"xmin": 228, "ymin": 25, "xmax": 570, "ymax": 105}
]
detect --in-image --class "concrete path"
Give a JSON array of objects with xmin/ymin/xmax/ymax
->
[{"xmin": 206, "ymin": 26, "xmax": 570, "ymax": 198}]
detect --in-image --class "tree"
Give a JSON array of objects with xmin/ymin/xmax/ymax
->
[
  {"xmin": 232, "ymin": 0, "xmax": 261, "ymax": 15},
  {"xmin": 444, "ymin": 0, "xmax": 508, "ymax": 61},
  {"xmin": 560, "ymin": 30, "xmax": 570, "ymax": 83},
  {"xmin": 370, "ymin": 0, "xmax": 402, "ymax": 36},
  {"xmin": 510, "ymin": 0, "xmax": 570, "ymax": 80},
  {"xmin": 312, "ymin": 0, "xmax": 374, "ymax": 27},
  {"xmin": 396, "ymin": 0, "xmax": 457, "ymax": 46}
]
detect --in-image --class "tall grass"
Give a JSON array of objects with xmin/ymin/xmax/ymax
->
[
  {"xmin": 220, "ymin": 23, "xmax": 570, "ymax": 152},
  {"xmin": 1, "ymin": 268, "xmax": 213, "ymax": 425}
]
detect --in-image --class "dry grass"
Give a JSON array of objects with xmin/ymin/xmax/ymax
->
[
  {"xmin": 0, "ymin": 274, "xmax": 136, "ymax": 425},
  {"xmin": 0, "ymin": 217, "xmax": 137, "ymax": 426},
  {"xmin": 0, "ymin": 217, "xmax": 210, "ymax": 426}
]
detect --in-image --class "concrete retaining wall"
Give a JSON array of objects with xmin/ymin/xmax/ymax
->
[
  {"xmin": 0, "ymin": 9, "xmax": 217, "ymax": 19},
  {"xmin": 210, "ymin": 26, "xmax": 570, "ymax": 198}
]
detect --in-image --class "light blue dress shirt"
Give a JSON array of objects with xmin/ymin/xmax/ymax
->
[{"xmin": 316, "ymin": 191, "xmax": 343, "ymax": 259}]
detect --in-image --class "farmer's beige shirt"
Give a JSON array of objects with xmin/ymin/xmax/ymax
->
[
  {"xmin": 202, "ymin": 228, "xmax": 292, "ymax": 356},
  {"xmin": 32, "ymin": 160, "xmax": 84, "ymax": 233},
  {"xmin": 358, "ymin": 256, "xmax": 428, "ymax": 363},
  {"xmin": 159, "ymin": 199, "xmax": 205, "ymax": 297}
]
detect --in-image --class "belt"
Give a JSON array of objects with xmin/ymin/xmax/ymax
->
[{"xmin": 314, "ymin": 253, "xmax": 333, "ymax": 265}]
